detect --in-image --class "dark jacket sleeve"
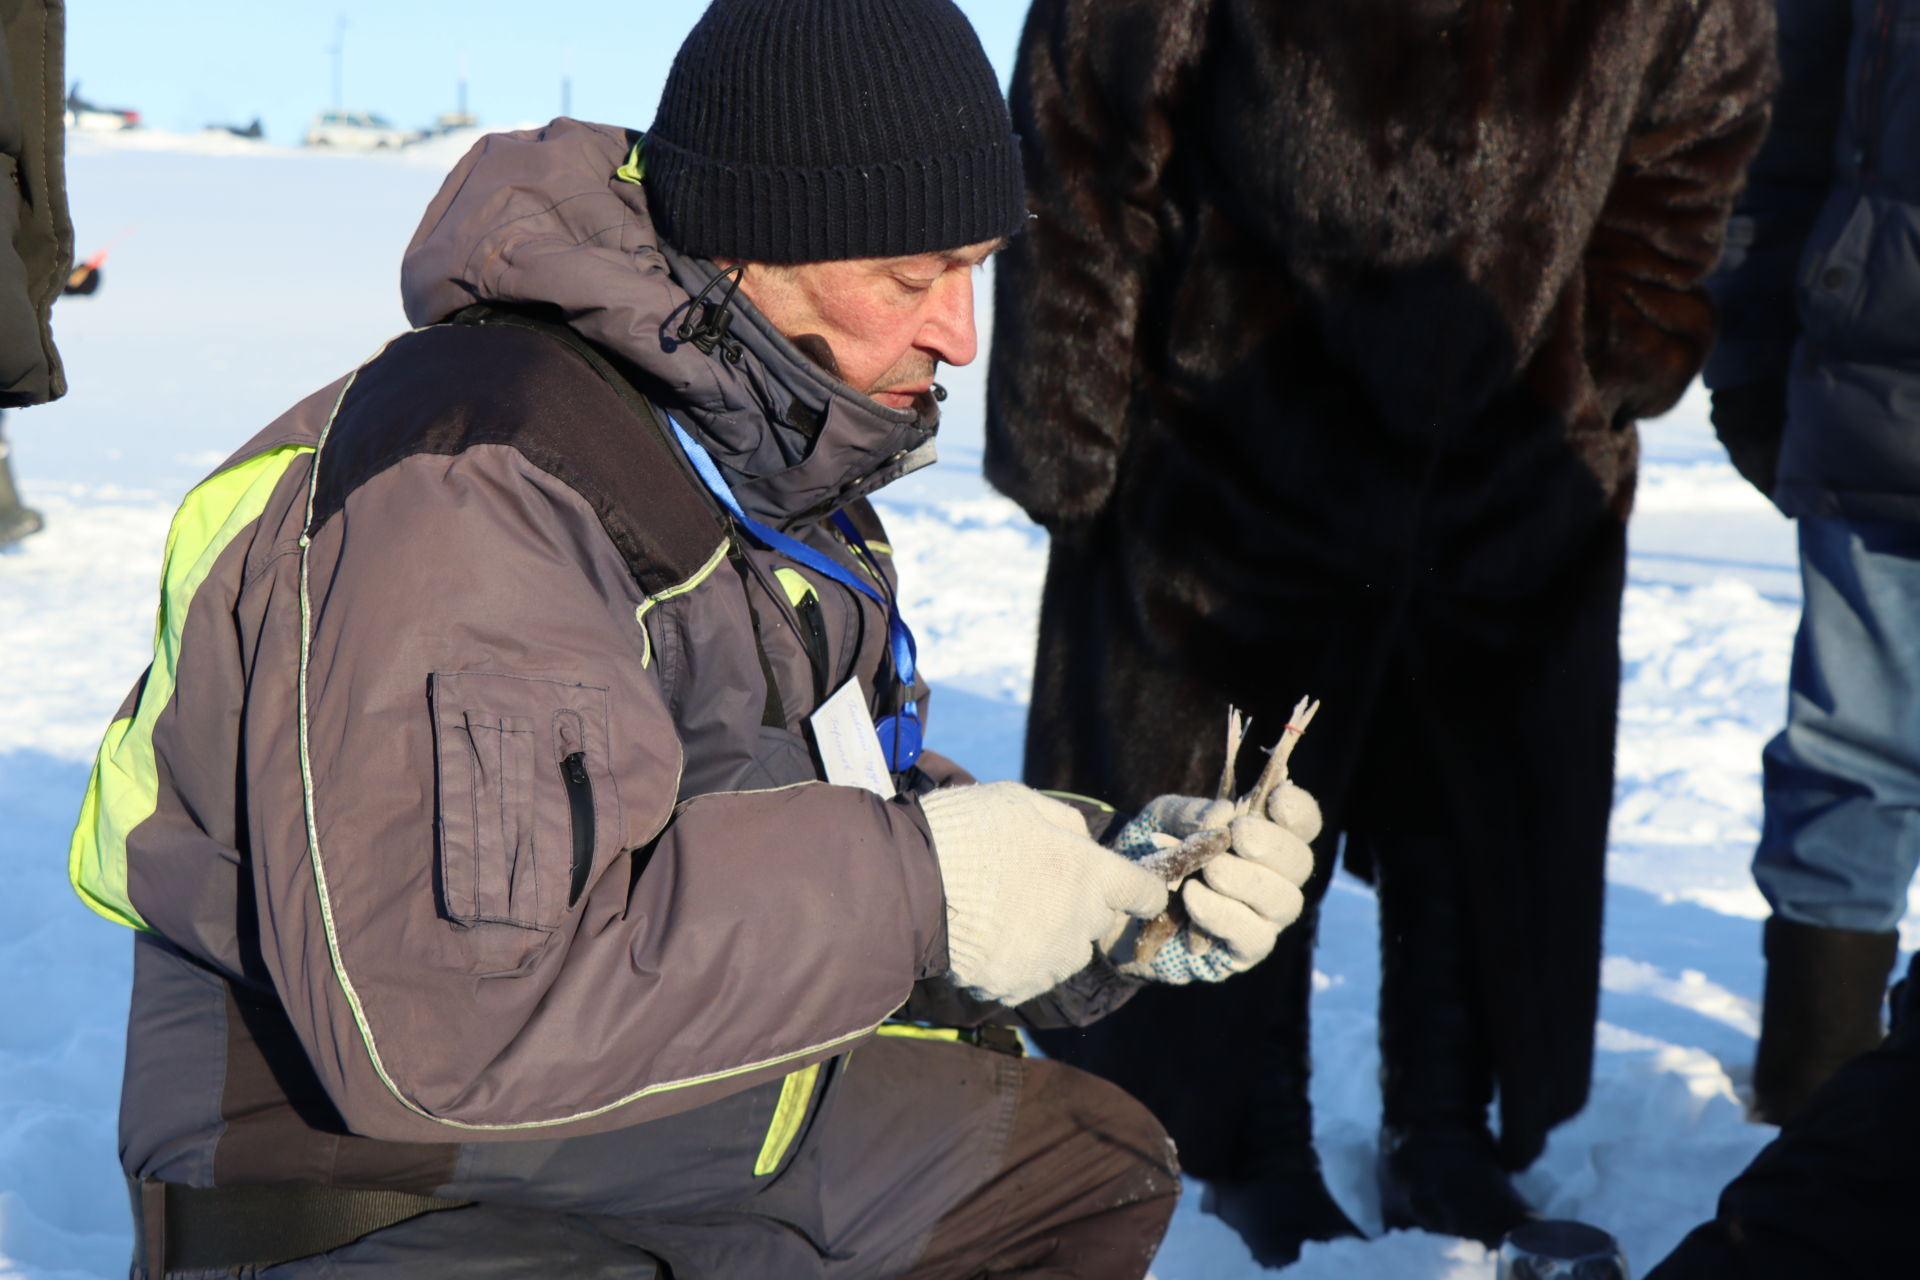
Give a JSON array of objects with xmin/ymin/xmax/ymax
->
[
  {"xmin": 907, "ymin": 748, "xmax": 977, "ymax": 790},
  {"xmin": 1581, "ymin": 0, "xmax": 1777, "ymax": 430},
  {"xmin": 1646, "ymin": 953, "xmax": 1920, "ymax": 1280},
  {"xmin": 899, "ymin": 961, "xmax": 1143, "ymax": 1031},
  {"xmin": 983, "ymin": 0, "xmax": 1211, "ymax": 528},
  {"xmin": 0, "ymin": 0, "xmax": 71, "ymax": 406},
  {"xmin": 1704, "ymin": 0, "xmax": 1851, "ymax": 395}
]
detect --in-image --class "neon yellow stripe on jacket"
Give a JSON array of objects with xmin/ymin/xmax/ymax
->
[
  {"xmin": 753, "ymin": 1062, "xmax": 821, "ymax": 1176},
  {"xmin": 874, "ymin": 1023, "xmax": 966, "ymax": 1043},
  {"xmin": 773, "ymin": 567, "xmax": 817, "ymax": 608},
  {"xmin": 615, "ymin": 139, "xmax": 645, "ymax": 185},
  {"xmin": 68, "ymin": 444, "xmax": 315, "ymax": 930}
]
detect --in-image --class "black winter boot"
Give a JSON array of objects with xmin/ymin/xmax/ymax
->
[
  {"xmin": 1371, "ymin": 832, "xmax": 1535, "ymax": 1247},
  {"xmin": 1751, "ymin": 916, "xmax": 1899, "ymax": 1124},
  {"xmin": 1377, "ymin": 1121, "xmax": 1533, "ymax": 1246},
  {"xmin": 1195, "ymin": 914, "xmax": 1363, "ymax": 1266},
  {"xmin": 1203, "ymin": 1153, "xmax": 1363, "ymax": 1270},
  {"xmin": 0, "ymin": 427, "xmax": 43, "ymax": 548}
]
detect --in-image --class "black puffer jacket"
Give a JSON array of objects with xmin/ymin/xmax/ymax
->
[
  {"xmin": 0, "ymin": 0, "xmax": 71, "ymax": 407},
  {"xmin": 1707, "ymin": 0, "xmax": 1920, "ymax": 519}
]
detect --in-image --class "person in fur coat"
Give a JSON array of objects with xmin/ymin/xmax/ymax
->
[{"xmin": 986, "ymin": 0, "xmax": 1775, "ymax": 1263}]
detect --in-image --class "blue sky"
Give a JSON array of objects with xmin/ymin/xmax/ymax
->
[{"xmin": 68, "ymin": 2, "xmax": 1033, "ymax": 146}]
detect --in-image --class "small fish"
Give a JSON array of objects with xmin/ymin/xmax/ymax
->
[{"xmin": 1132, "ymin": 696, "xmax": 1320, "ymax": 964}]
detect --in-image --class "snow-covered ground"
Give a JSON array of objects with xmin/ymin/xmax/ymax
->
[{"xmin": 2, "ymin": 131, "xmax": 1906, "ymax": 1280}]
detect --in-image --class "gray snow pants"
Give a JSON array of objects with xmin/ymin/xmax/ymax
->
[{"xmin": 138, "ymin": 1036, "xmax": 1181, "ymax": 1279}]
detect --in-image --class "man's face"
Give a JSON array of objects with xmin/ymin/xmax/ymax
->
[{"xmin": 731, "ymin": 239, "xmax": 1004, "ymax": 412}]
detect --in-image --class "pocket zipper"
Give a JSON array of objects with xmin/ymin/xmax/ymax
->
[
  {"xmin": 793, "ymin": 591, "xmax": 831, "ymax": 703},
  {"xmin": 772, "ymin": 566, "xmax": 832, "ymax": 703},
  {"xmin": 562, "ymin": 751, "xmax": 595, "ymax": 907}
]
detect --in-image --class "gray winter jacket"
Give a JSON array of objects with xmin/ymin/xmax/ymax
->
[
  {"xmin": 70, "ymin": 119, "xmax": 1131, "ymax": 1202},
  {"xmin": 1706, "ymin": 0, "xmax": 1920, "ymax": 519}
]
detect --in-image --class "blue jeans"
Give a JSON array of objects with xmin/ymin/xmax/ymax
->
[{"xmin": 1755, "ymin": 518, "xmax": 1920, "ymax": 932}]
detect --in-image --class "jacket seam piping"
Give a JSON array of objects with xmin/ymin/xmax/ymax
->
[
  {"xmin": 634, "ymin": 539, "xmax": 729, "ymax": 669},
  {"xmin": 634, "ymin": 539, "xmax": 729, "ymax": 626}
]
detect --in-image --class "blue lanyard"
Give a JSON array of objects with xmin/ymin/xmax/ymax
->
[{"xmin": 666, "ymin": 414, "xmax": 924, "ymax": 771}]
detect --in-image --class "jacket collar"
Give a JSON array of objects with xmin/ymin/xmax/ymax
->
[{"xmin": 399, "ymin": 118, "xmax": 938, "ymax": 530}]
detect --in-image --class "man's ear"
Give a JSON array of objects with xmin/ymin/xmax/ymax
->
[{"xmin": 790, "ymin": 333, "xmax": 843, "ymax": 379}]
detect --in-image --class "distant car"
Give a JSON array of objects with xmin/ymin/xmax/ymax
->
[
  {"xmin": 205, "ymin": 118, "xmax": 265, "ymax": 141},
  {"xmin": 64, "ymin": 87, "xmax": 139, "ymax": 132},
  {"xmin": 303, "ymin": 110, "xmax": 418, "ymax": 151}
]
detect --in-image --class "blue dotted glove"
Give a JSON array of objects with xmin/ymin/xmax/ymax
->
[{"xmin": 1106, "ymin": 793, "xmax": 1316, "ymax": 985}]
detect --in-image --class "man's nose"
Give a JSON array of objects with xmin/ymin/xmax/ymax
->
[{"xmin": 919, "ymin": 271, "xmax": 978, "ymax": 368}]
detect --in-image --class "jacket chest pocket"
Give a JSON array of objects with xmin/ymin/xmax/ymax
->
[{"xmin": 429, "ymin": 672, "xmax": 617, "ymax": 974}]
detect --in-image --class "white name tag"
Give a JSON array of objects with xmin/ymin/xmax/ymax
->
[{"xmin": 808, "ymin": 679, "xmax": 896, "ymax": 799}]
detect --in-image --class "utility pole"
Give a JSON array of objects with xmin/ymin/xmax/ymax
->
[
  {"xmin": 328, "ymin": 13, "xmax": 347, "ymax": 110},
  {"xmin": 458, "ymin": 51, "xmax": 469, "ymax": 120},
  {"xmin": 561, "ymin": 46, "xmax": 573, "ymax": 118}
]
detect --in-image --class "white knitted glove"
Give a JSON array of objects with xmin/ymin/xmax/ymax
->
[
  {"xmin": 920, "ymin": 782, "xmax": 1169, "ymax": 1005},
  {"xmin": 1106, "ymin": 786, "xmax": 1318, "ymax": 985}
]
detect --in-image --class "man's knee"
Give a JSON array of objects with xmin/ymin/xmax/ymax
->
[
  {"xmin": 900, "ymin": 1054, "xmax": 1180, "ymax": 1279},
  {"xmin": 1016, "ymin": 1054, "xmax": 1182, "ymax": 1199}
]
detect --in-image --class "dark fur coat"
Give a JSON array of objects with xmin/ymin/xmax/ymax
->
[{"xmin": 987, "ymin": 0, "xmax": 1774, "ymax": 1174}]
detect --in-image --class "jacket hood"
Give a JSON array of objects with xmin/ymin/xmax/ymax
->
[{"xmin": 400, "ymin": 117, "xmax": 938, "ymax": 528}]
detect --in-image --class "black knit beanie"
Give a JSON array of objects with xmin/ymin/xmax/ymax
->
[{"xmin": 644, "ymin": 0, "xmax": 1026, "ymax": 263}]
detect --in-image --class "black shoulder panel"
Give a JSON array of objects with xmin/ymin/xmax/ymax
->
[{"xmin": 306, "ymin": 324, "xmax": 723, "ymax": 596}]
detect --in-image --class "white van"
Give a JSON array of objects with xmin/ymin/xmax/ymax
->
[{"xmin": 303, "ymin": 110, "xmax": 418, "ymax": 150}]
